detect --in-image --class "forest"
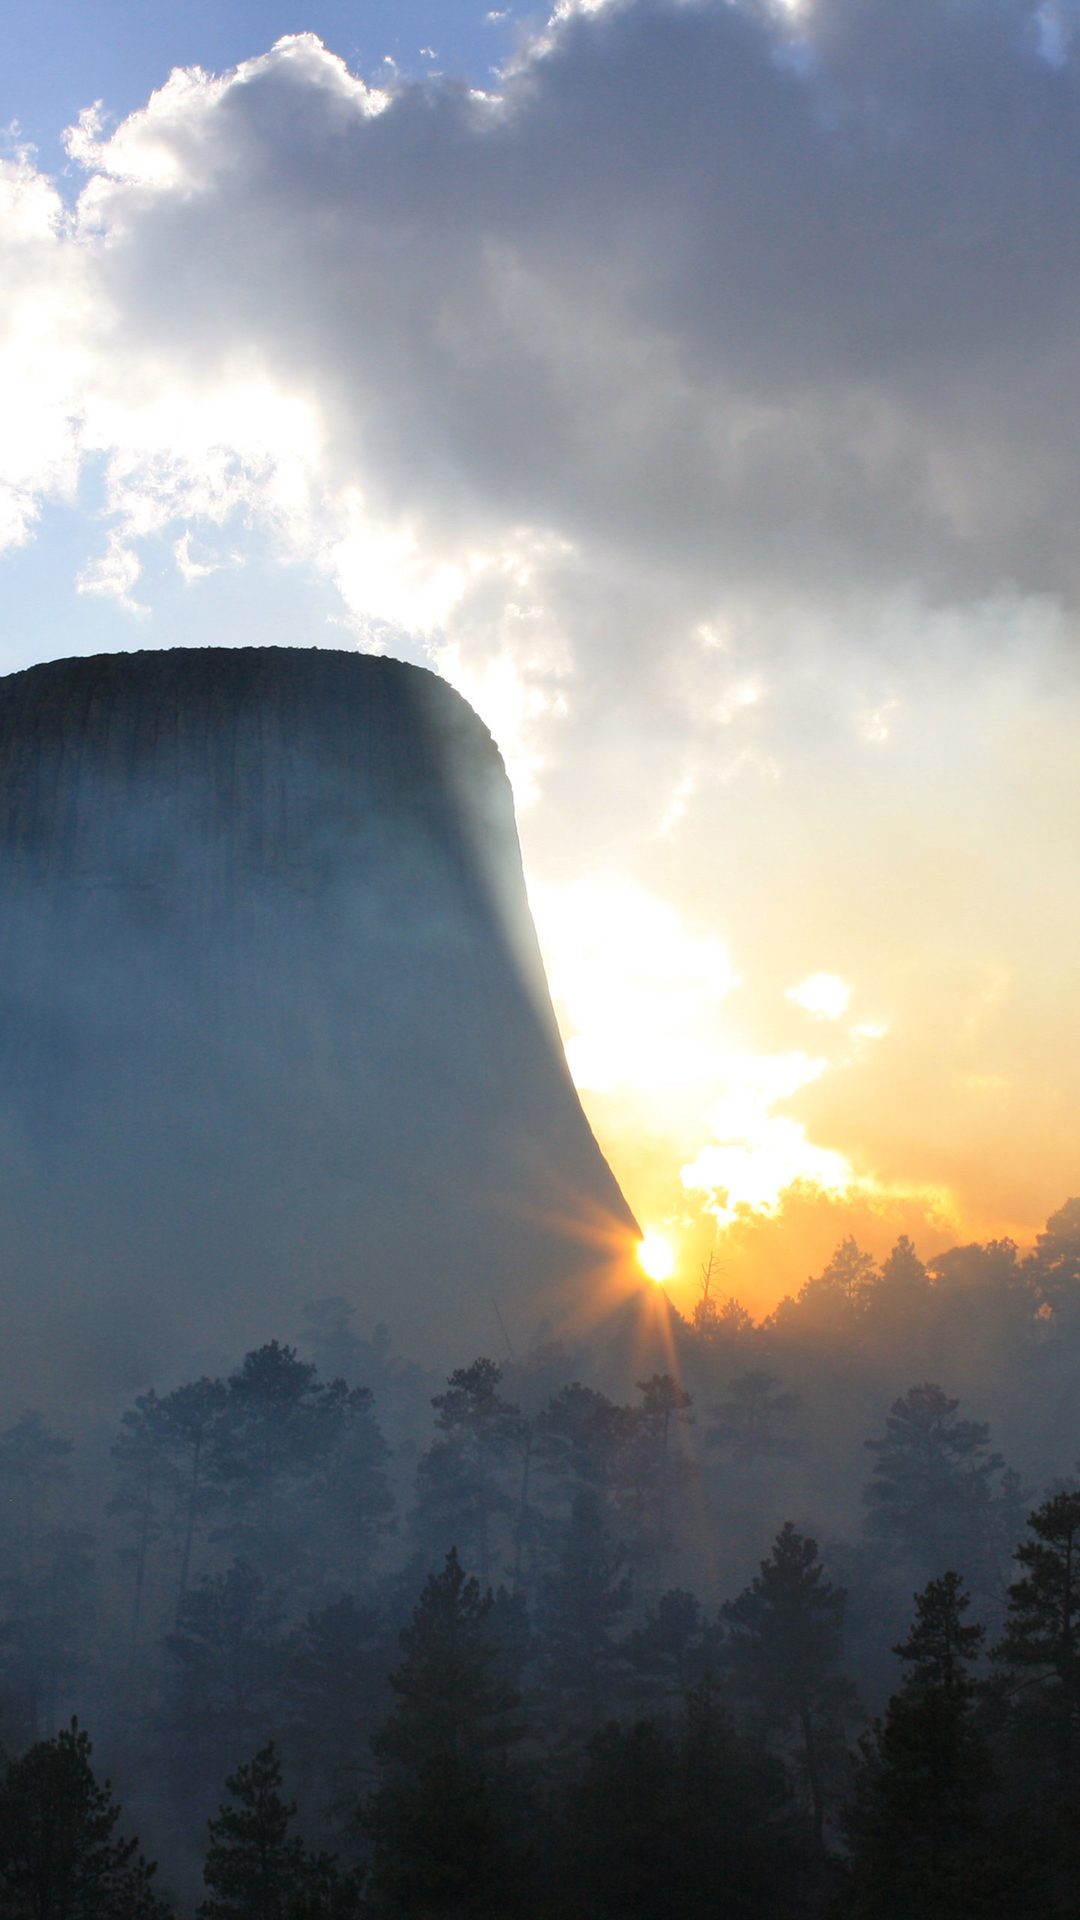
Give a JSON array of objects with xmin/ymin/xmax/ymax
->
[{"xmin": 5, "ymin": 1201, "xmax": 1080, "ymax": 1915}]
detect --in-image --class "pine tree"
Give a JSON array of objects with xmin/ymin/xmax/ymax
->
[
  {"xmin": 0, "ymin": 1719, "xmax": 171, "ymax": 1919},
  {"xmin": 197, "ymin": 1742, "xmax": 359, "ymax": 1920},
  {"xmin": 560, "ymin": 1717, "xmax": 680, "ymax": 1920},
  {"xmin": 841, "ymin": 1573, "xmax": 998, "ymax": 1918},
  {"xmin": 624, "ymin": 1374, "xmax": 693, "ymax": 1579},
  {"xmin": 412, "ymin": 1361, "xmax": 525, "ymax": 1586},
  {"xmin": 992, "ymin": 1490, "xmax": 1080, "ymax": 1797},
  {"xmin": 1024, "ymin": 1200, "xmax": 1080, "ymax": 1331},
  {"xmin": 372, "ymin": 1550, "xmax": 517, "ymax": 1769},
  {"xmin": 863, "ymin": 1384, "xmax": 1003, "ymax": 1582},
  {"xmin": 363, "ymin": 1551, "xmax": 525, "ymax": 1916},
  {"xmin": 867, "ymin": 1236, "xmax": 931, "ymax": 1323},
  {"xmin": 535, "ymin": 1384, "xmax": 635, "ymax": 1513},
  {"xmin": 559, "ymin": 1681, "xmax": 797, "ymax": 1920},
  {"xmin": 284, "ymin": 1595, "xmax": 386, "ymax": 1817},
  {"xmin": 722, "ymin": 1522, "xmax": 857, "ymax": 1850},
  {"xmin": 783, "ymin": 1238, "xmax": 878, "ymax": 1331},
  {"xmin": 214, "ymin": 1343, "xmax": 391, "ymax": 1596},
  {"xmin": 625, "ymin": 1588, "xmax": 712, "ymax": 1704}
]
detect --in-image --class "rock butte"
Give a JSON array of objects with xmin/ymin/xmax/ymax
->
[{"xmin": 0, "ymin": 648, "xmax": 639, "ymax": 1407}]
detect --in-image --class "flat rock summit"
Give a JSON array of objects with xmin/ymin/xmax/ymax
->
[{"xmin": 0, "ymin": 647, "xmax": 637, "ymax": 1405}]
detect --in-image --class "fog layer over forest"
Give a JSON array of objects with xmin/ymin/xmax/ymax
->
[{"xmin": 4, "ymin": 1206, "xmax": 1080, "ymax": 1915}]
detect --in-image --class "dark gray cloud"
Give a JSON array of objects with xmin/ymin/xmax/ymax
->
[{"xmin": 64, "ymin": 0, "xmax": 1080, "ymax": 600}]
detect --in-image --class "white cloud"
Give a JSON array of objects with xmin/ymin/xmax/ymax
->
[
  {"xmin": 678, "ymin": 1049, "xmax": 853, "ymax": 1220},
  {"xmin": 9, "ymin": 6, "xmax": 1080, "ymax": 623},
  {"xmin": 681, "ymin": 1124, "xmax": 853, "ymax": 1223},
  {"xmin": 0, "ymin": 155, "xmax": 94, "ymax": 551},
  {"xmin": 787, "ymin": 973, "xmax": 851, "ymax": 1020}
]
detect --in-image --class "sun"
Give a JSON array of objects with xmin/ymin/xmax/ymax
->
[{"xmin": 637, "ymin": 1233, "xmax": 675, "ymax": 1283}]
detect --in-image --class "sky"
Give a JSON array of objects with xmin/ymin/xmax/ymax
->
[{"xmin": 5, "ymin": 0, "xmax": 1080, "ymax": 1317}]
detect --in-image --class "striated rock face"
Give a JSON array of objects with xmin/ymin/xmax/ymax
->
[{"xmin": 0, "ymin": 648, "xmax": 636, "ymax": 1406}]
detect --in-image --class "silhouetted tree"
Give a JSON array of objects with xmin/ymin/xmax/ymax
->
[
  {"xmin": 624, "ymin": 1374, "xmax": 693, "ymax": 1577},
  {"xmin": 863, "ymin": 1384, "xmax": 1004, "ymax": 1581},
  {"xmin": 559, "ymin": 1681, "xmax": 797, "ymax": 1919},
  {"xmin": 535, "ymin": 1384, "xmax": 634, "ymax": 1515},
  {"xmin": 197, "ymin": 1741, "xmax": 360, "ymax": 1920},
  {"xmin": 1026, "ymin": 1200, "xmax": 1080, "ymax": 1330},
  {"xmin": 298, "ymin": 1298, "xmax": 368, "ymax": 1388},
  {"xmin": 690, "ymin": 1258, "xmax": 755, "ymax": 1345},
  {"xmin": 771, "ymin": 1238, "xmax": 877, "ymax": 1335},
  {"xmin": 363, "ymin": 1551, "xmax": 524, "ymax": 1916},
  {"xmin": 0, "ymin": 1411, "xmax": 73, "ymax": 1542},
  {"xmin": 212, "ymin": 1344, "xmax": 392, "ymax": 1600},
  {"xmin": 412, "ymin": 1361, "xmax": 525, "ymax": 1586},
  {"xmin": 866, "ymin": 1235, "xmax": 931, "ymax": 1323},
  {"xmin": 841, "ymin": 1573, "xmax": 998, "ymax": 1918},
  {"xmin": 560, "ymin": 1717, "xmax": 681, "ymax": 1920},
  {"xmin": 723, "ymin": 1522, "xmax": 857, "ymax": 1850},
  {"xmin": 371, "ymin": 1552, "xmax": 517, "ymax": 1770},
  {"xmin": 993, "ymin": 1490, "xmax": 1080, "ymax": 1798},
  {"xmin": 624, "ymin": 1588, "xmax": 718, "ymax": 1705},
  {"xmin": 0, "ymin": 1719, "xmax": 171, "ymax": 1918}
]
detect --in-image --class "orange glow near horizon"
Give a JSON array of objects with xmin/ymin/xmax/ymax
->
[{"xmin": 527, "ymin": 871, "xmax": 1077, "ymax": 1326}]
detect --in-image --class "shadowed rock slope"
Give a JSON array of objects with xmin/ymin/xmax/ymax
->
[{"xmin": 0, "ymin": 648, "xmax": 637, "ymax": 1406}]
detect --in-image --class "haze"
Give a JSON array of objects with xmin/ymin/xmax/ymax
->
[{"xmin": 3, "ymin": 0, "xmax": 1080, "ymax": 1313}]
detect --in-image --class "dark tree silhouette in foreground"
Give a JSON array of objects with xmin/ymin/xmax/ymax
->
[
  {"xmin": 197, "ymin": 1740, "xmax": 360, "ymax": 1920},
  {"xmin": 363, "ymin": 1550, "xmax": 524, "ymax": 1917},
  {"xmin": 993, "ymin": 1490, "xmax": 1080, "ymax": 1800},
  {"xmin": 560, "ymin": 1679, "xmax": 798, "ymax": 1920},
  {"xmin": 723, "ymin": 1521, "xmax": 857, "ymax": 1851},
  {"xmin": 989, "ymin": 1488, "xmax": 1080, "ymax": 1910},
  {"xmin": 0, "ymin": 1719, "xmax": 171, "ymax": 1919},
  {"xmin": 841, "ymin": 1573, "xmax": 998, "ymax": 1918},
  {"xmin": 984, "ymin": 1489, "xmax": 1080, "ymax": 1910}
]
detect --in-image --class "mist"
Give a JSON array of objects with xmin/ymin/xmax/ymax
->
[{"xmin": 4, "ymin": 1195, "xmax": 1080, "ymax": 1912}]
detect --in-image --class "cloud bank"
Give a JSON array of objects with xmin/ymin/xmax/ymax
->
[{"xmin": 5, "ymin": 0, "xmax": 1080, "ymax": 1303}]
